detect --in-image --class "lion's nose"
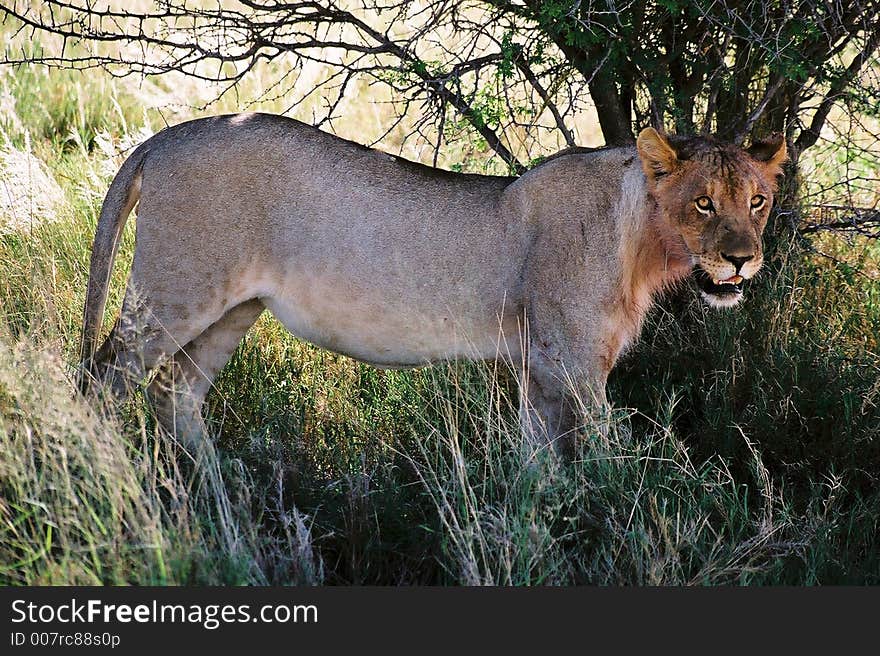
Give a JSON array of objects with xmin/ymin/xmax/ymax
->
[{"xmin": 721, "ymin": 253, "xmax": 753, "ymax": 272}]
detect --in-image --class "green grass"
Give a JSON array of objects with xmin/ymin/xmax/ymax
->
[{"xmin": 1, "ymin": 59, "xmax": 879, "ymax": 585}]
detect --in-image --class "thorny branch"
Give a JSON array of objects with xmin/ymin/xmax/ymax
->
[{"xmin": 799, "ymin": 206, "xmax": 880, "ymax": 239}]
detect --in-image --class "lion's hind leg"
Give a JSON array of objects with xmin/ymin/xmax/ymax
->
[
  {"xmin": 83, "ymin": 285, "xmax": 202, "ymax": 400},
  {"xmin": 146, "ymin": 299, "xmax": 265, "ymax": 449}
]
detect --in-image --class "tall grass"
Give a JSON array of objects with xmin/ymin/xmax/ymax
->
[{"xmin": 1, "ymin": 52, "xmax": 879, "ymax": 585}]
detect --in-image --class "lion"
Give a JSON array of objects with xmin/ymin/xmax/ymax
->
[{"xmin": 78, "ymin": 113, "xmax": 786, "ymax": 453}]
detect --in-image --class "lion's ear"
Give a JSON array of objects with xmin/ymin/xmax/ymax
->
[
  {"xmin": 636, "ymin": 127, "xmax": 679, "ymax": 180},
  {"xmin": 747, "ymin": 132, "xmax": 788, "ymax": 185}
]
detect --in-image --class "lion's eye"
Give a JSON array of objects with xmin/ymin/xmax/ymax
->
[
  {"xmin": 695, "ymin": 196, "xmax": 714, "ymax": 213},
  {"xmin": 750, "ymin": 195, "xmax": 766, "ymax": 210}
]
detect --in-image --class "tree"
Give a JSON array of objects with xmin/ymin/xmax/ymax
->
[{"xmin": 2, "ymin": 0, "xmax": 878, "ymax": 237}]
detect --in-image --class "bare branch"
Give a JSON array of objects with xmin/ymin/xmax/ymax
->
[{"xmin": 799, "ymin": 205, "xmax": 880, "ymax": 239}]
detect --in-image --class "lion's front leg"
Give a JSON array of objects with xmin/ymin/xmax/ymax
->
[
  {"xmin": 517, "ymin": 219, "xmax": 624, "ymax": 456},
  {"xmin": 519, "ymin": 345, "xmax": 610, "ymax": 458}
]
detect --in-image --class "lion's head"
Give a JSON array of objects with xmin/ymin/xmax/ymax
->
[{"xmin": 636, "ymin": 127, "xmax": 788, "ymax": 308}]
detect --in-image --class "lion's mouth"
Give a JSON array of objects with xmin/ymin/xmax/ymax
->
[{"xmin": 693, "ymin": 267, "xmax": 744, "ymax": 304}]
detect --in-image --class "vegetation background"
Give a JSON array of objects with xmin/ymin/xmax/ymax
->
[{"xmin": 0, "ymin": 0, "xmax": 878, "ymax": 584}]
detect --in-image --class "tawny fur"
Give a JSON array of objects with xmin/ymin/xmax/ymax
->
[{"xmin": 79, "ymin": 114, "xmax": 786, "ymax": 454}]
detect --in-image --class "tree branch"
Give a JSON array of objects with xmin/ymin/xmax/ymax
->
[
  {"xmin": 512, "ymin": 48, "xmax": 576, "ymax": 147},
  {"xmin": 794, "ymin": 24, "xmax": 880, "ymax": 153}
]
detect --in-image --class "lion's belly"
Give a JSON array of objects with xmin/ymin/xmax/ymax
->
[{"xmin": 261, "ymin": 275, "xmax": 520, "ymax": 368}]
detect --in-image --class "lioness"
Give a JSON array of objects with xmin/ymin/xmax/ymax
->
[{"xmin": 79, "ymin": 113, "xmax": 786, "ymax": 452}]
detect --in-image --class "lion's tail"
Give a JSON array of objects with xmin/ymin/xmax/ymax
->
[{"xmin": 78, "ymin": 144, "xmax": 148, "ymax": 393}]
